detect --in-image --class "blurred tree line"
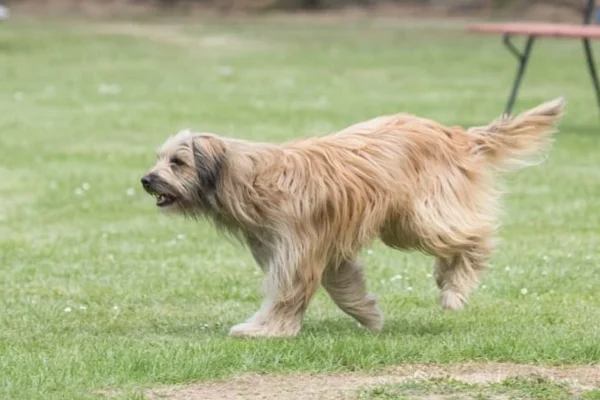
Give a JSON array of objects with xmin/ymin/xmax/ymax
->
[{"xmin": 152, "ymin": 0, "xmax": 586, "ymax": 12}]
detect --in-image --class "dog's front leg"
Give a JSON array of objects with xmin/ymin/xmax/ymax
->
[{"xmin": 229, "ymin": 243, "xmax": 322, "ymax": 338}]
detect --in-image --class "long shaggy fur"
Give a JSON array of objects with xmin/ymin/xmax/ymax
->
[{"xmin": 141, "ymin": 97, "xmax": 565, "ymax": 337}]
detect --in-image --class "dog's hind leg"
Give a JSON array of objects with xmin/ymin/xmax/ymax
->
[
  {"xmin": 322, "ymin": 259, "xmax": 383, "ymax": 332},
  {"xmin": 433, "ymin": 237, "xmax": 494, "ymax": 311}
]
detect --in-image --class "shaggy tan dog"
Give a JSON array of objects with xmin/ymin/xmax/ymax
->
[{"xmin": 141, "ymin": 97, "xmax": 565, "ymax": 338}]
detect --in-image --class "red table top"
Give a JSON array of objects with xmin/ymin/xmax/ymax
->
[{"xmin": 468, "ymin": 22, "xmax": 600, "ymax": 39}]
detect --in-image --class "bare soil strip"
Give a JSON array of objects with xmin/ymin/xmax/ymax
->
[{"xmin": 144, "ymin": 362, "xmax": 599, "ymax": 400}]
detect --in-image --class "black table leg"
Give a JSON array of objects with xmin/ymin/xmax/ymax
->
[
  {"xmin": 503, "ymin": 34, "xmax": 536, "ymax": 115},
  {"xmin": 582, "ymin": 38, "xmax": 600, "ymax": 113}
]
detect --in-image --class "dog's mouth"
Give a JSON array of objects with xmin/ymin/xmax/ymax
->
[
  {"xmin": 145, "ymin": 187, "xmax": 177, "ymax": 207},
  {"xmin": 153, "ymin": 193, "xmax": 177, "ymax": 207},
  {"xmin": 142, "ymin": 176, "xmax": 179, "ymax": 208}
]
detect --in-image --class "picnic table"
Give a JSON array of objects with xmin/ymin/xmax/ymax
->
[{"xmin": 468, "ymin": 0, "xmax": 600, "ymax": 115}]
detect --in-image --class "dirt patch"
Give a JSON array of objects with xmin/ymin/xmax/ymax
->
[
  {"xmin": 385, "ymin": 362, "xmax": 599, "ymax": 389},
  {"xmin": 146, "ymin": 374, "xmax": 398, "ymax": 400},
  {"xmin": 144, "ymin": 362, "xmax": 599, "ymax": 400}
]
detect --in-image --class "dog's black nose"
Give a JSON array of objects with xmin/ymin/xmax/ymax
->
[{"xmin": 141, "ymin": 176, "xmax": 152, "ymax": 187}]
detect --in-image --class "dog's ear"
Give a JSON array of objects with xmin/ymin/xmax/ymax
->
[{"xmin": 191, "ymin": 134, "xmax": 226, "ymax": 192}]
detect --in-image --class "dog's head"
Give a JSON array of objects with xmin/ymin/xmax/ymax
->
[{"xmin": 141, "ymin": 130, "xmax": 226, "ymax": 214}]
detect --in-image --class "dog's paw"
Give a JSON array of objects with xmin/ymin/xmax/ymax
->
[
  {"xmin": 357, "ymin": 320, "xmax": 383, "ymax": 333},
  {"xmin": 356, "ymin": 294, "xmax": 384, "ymax": 332},
  {"xmin": 440, "ymin": 289, "xmax": 466, "ymax": 311},
  {"xmin": 228, "ymin": 322, "xmax": 262, "ymax": 337},
  {"xmin": 356, "ymin": 307, "xmax": 384, "ymax": 333},
  {"xmin": 228, "ymin": 322, "xmax": 299, "ymax": 338}
]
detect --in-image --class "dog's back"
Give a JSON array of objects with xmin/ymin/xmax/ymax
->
[{"xmin": 332, "ymin": 97, "xmax": 564, "ymax": 173}]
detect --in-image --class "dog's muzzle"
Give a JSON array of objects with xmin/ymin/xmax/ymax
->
[{"xmin": 141, "ymin": 174, "xmax": 177, "ymax": 207}]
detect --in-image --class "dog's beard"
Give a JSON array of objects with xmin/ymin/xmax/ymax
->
[
  {"xmin": 143, "ymin": 179, "xmax": 180, "ymax": 209},
  {"xmin": 142, "ymin": 176, "xmax": 212, "ymax": 218}
]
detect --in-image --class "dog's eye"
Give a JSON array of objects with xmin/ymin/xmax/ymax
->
[{"xmin": 170, "ymin": 157, "xmax": 185, "ymax": 167}]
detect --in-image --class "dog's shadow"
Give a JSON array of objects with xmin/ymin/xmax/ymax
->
[
  {"xmin": 121, "ymin": 316, "xmax": 453, "ymax": 339},
  {"xmin": 303, "ymin": 317, "xmax": 451, "ymax": 338}
]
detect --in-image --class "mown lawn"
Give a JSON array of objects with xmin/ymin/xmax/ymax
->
[{"xmin": 0, "ymin": 13, "xmax": 599, "ymax": 400}]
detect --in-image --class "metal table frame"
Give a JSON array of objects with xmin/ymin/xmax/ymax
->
[{"xmin": 503, "ymin": 0, "xmax": 599, "ymax": 114}]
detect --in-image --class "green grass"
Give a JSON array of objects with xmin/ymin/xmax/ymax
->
[
  {"xmin": 1, "ymin": 14, "xmax": 599, "ymax": 400},
  {"xmin": 358, "ymin": 375, "xmax": 591, "ymax": 399}
]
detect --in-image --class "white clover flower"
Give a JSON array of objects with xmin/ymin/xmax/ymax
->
[
  {"xmin": 98, "ymin": 83, "xmax": 121, "ymax": 95},
  {"xmin": 218, "ymin": 66, "xmax": 234, "ymax": 76}
]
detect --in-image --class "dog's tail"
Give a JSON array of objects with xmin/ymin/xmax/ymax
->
[{"xmin": 467, "ymin": 97, "xmax": 565, "ymax": 172}]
